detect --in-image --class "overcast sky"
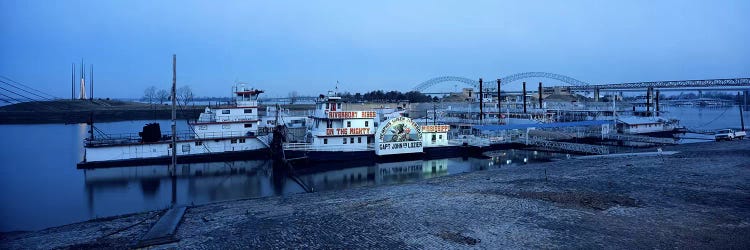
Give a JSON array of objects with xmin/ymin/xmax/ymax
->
[{"xmin": 1, "ymin": 0, "xmax": 748, "ymax": 98}]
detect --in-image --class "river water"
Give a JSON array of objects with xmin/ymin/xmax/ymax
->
[
  {"xmin": 0, "ymin": 120, "xmax": 565, "ymax": 232},
  {"xmin": 0, "ymin": 106, "xmax": 746, "ymax": 232}
]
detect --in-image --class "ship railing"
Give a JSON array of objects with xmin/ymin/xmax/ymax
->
[
  {"xmin": 86, "ymin": 130, "xmax": 270, "ymax": 146},
  {"xmin": 194, "ymin": 115, "xmax": 259, "ymax": 123},
  {"xmin": 193, "ymin": 130, "xmax": 268, "ymax": 139},
  {"xmin": 283, "ymin": 143, "xmax": 374, "ymax": 152},
  {"xmin": 84, "ymin": 130, "xmax": 198, "ymax": 146}
]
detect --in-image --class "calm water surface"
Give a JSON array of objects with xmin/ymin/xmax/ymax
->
[
  {"xmin": 0, "ymin": 106, "xmax": 746, "ymax": 232},
  {"xmin": 0, "ymin": 120, "xmax": 563, "ymax": 231}
]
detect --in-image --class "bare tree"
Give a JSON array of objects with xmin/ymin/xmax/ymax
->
[
  {"xmin": 156, "ymin": 89, "xmax": 169, "ymax": 104},
  {"xmin": 288, "ymin": 91, "xmax": 299, "ymax": 104},
  {"xmin": 177, "ymin": 86, "xmax": 194, "ymax": 107},
  {"xmin": 143, "ymin": 86, "xmax": 157, "ymax": 105}
]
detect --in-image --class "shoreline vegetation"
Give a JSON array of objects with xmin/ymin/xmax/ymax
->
[{"xmin": 0, "ymin": 100, "xmax": 317, "ymax": 124}]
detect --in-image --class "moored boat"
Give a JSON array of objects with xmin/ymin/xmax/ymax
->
[{"xmin": 78, "ymin": 83, "xmax": 270, "ymax": 168}]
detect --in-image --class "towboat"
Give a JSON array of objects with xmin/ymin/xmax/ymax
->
[{"xmin": 78, "ymin": 83, "xmax": 270, "ymax": 168}]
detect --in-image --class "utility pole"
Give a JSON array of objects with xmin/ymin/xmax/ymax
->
[
  {"xmin": 171, "ymin": 55, "xmax": 177, "ymax": 175},
  {"xmin": 655, "ymin": 90, "xmax": 660, "ymax": 116},
  {"xmin": 170, "ymin": 54, "xmax": 177, "ymax": 206},
  {"xmin": 739, "ymin": 92, "xmax": 745, "ymax": 131}
]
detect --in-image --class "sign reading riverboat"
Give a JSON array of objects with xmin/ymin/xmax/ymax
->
[
  {"xmin": 375, "ymin": 116, "xmax": 423, "ymax": 156},
  {"xmin": 327, "ymin": 111, "xmax": 377, "ymax": 119}
]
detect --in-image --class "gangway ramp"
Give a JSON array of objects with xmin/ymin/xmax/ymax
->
[
  {"xmin": 603, "ymin": 133, "xmax": 677, "ymax": 145},
  {"xmin": 525, "ymin": 138, "xmax": 609, "ymax": 155}
]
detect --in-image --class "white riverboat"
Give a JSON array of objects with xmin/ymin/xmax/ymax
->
[
  {"xmin": 78, "ymin": 83, "xmax": 270, "ymax": 168},
  {"xmin": 282, "ymin": 90, "xmax": 465, "ymax": 163},
  {"xmin": 283, "ymin": 90, "xmax": 378, "ymax": 162}
]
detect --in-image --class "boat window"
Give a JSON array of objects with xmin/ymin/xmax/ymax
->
[
  {"xmin": 222, "ymin": 124, "xmax": 231, "ymax": 129},
  {"xmin": 239, "ymin": 138, "xmax": 246, "ymax": 143},
  {"xmin": 432, "ymin": 134, "xmax": 436, "ymax": 142},
  {"xmin": 231, "ymin": 139, "xmax": 237, "ymax": 144},
  {"xmin": 326, "ymin": 103, "xmax": 329, "ymax": 109},
  {"xmin": 337, "ymin": 103, "xmax": 342, "ymax": 109},
  {"xmin": 195, "ymin": 141, "xmax": 203, "ymax": 146},
  {"xmin": 439, "ymin": 135, "xmax": 443, "ymax": 139},
  {"xmin": 350, "ymin": 137, "xmax": 354, "ymax": 144},
  {"xmin": 347, "ymin": 121, "xmax": 351, "ymax": 127},
  {"xmin": 343, "ymin": 138, "xmax": 347, "ymax": 144},
  {"xmin": 244, "ymin": 123, "xmax": 253, "ymax": 128},
  {"xmin": 244, "ymin": 109, "xmax": 253, "ymax": 114},
  {"xmin": 324, "ymin": 139, "xmax": 328, "ymax": 144},
  {"xmin": 365, "ymin": 121, "xmax": 369, "ymax": 127},
  {"xmin": 358, "ymin": 137, "xmax": 362, "ymax": 143},
  {"xmin": 222, "ymin": 110, "xmax": 230, "ymax": 114},
  {"xmin": 327, "ymin": 121, "xmax": 332, "ymax": 128}
]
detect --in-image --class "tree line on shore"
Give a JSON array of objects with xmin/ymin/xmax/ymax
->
[
  {"xmin": 142, "ymin": 86, "xmax": 194, "ymax": 106},
  {"xmin": 285, "ymin": 90, "xmax": 437, "ymax": 103}
]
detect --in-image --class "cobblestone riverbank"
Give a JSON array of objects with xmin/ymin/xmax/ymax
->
[{"xmin": 2, "ymin": 140, "xmax": 749, "ymax": 249}]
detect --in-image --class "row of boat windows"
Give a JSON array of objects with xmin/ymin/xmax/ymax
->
[
  {"xmin": 220, "ymin": 109, "xmax": 254, "ymax": 114},
  {"xmin": 326, "ymin": 121, "xmax": 369, "ymax": 128},
  {"xmin": 323, "ymin": 137, "xmax": 369, "ymax": 144},
  {"xmin": 322, "ymin": 103, "xmax": 342, "ymax": 110},
  {"xmin": 627, "ymin": 124, "xmax": 661, "ymax": 128},
  {"xmin": 193, "ymin": 138, "xmax": 247, "ymax": 146},
  {"xmin": 197, "ymin": 123, "xmax": 255, "ymax": 130}
]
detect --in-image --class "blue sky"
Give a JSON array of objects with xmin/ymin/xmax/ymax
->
[{"xmin": 1, "ymin": 0, "xmax": 748, "ymax": 98}]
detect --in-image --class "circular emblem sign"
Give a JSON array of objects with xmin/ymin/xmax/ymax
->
[{"xmin": 375, "ymin": 116, "xmax": 423, "ymax": 155}]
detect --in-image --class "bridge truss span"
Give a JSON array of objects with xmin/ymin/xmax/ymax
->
[
  {"xmin": 571, "ymin": 78, "xmax": 750, "ymax": 90},
  {"xmin": 413, "ymin": 72, "xmax": 590, "ymax": 92}
]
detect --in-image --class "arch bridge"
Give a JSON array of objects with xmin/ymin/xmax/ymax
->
[
  {"xmin": 412, "ymin": 72, "xmax": 590, "ymax": 92},
  {"xmin": 413, "ymin": 73, "xmax": 750, "ymax": 92}
]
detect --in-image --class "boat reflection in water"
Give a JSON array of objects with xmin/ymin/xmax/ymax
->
[{"xmin": 82, "ymin": 150, "xmax": 564, "ymax": 219}]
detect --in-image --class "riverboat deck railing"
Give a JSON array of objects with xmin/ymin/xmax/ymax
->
[
  {"xmin": 194, "ymin": 114, "xmax": 259, "ymax": 123},
  {"xmin": 85, "ymin": 130, "xmax": 269, "ymax": 147},
  {"xmin": 283, "ymin": 143, "xmax": 374, "ymax": 152}
]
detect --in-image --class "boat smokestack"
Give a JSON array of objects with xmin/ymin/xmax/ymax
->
[
  {"xmin": 479, "ymin": 78, "xmax": 483, "ymax": 125},
  {"xmin": 655, "ymin": 89, "xmax": 660, "ymax": 116},
  {"xmin": 646, "ymin": 87, "xmax": 651, "ymax": 115},
  {"xmin": 497, "ymin": 79, "xmax": 501, "ymax": 125},
  {"xmin": 523, "ymin": 82, "xmax": 527, "ymax": 114},
  {"xmin": 538, "ymin": 82, "xmax": 543, "ymax": 109}
]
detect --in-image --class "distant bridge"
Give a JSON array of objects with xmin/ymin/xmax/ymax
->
[
  {"xmin": 572, "ymin": 78, "xmax": 750, "ymax": 90},
  {"xmin": 412, "ymin": 72, "xmax": 750, "ymax": 92},
  {"xmin": 413, "ymin": 72, "xmax": 590, "ymax": 92}
]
